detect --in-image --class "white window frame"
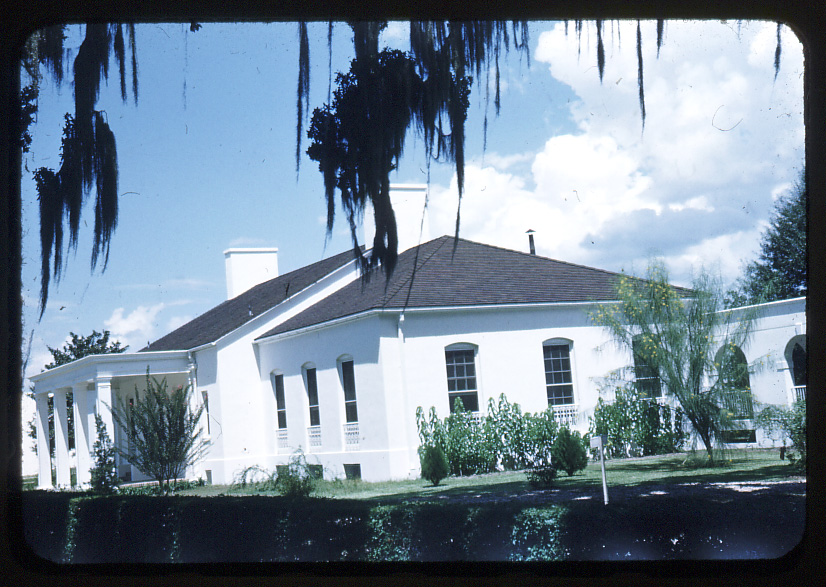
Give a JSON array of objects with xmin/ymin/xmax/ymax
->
[
  {"xmin": 444, "ymin": 343, "xmax": 480, "ymax": 413},
  {"xmin": 337, "ymin": 355, "xmax": 359, "ymax": 424},
  {"xmin": 542, "ymin": 338, "xmax": 576, "ymax": 406},
  {"xmin": 270, "ymin": 370, "xmax": 287, "ymax": 430}
]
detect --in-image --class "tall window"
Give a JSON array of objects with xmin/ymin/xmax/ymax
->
[
  {"xmin": 340, "ymin": 360, "xmax": 359, "ymax": 423},
  {"xmin": 271, "ymin": 372, "xmax": 287, "ymax": 429},
  {"xmin": 543, "ymin": 342, "xmax": 574, "ymax": 406},
  {"xmin": 632, "ymin": 337, "xmax": 662, "ymax": 398},
  {"xmin": 305, "ymin": 367, "xmax": 320, "ymax": 426},
  {"xmin": 445, "ymin": 346, "xmax": 479, "ymax": 412}
]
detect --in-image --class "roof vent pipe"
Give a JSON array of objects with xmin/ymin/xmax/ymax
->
[{"xmin": 526, "ymin": 229, "xmax": 536, "ymax": 255}]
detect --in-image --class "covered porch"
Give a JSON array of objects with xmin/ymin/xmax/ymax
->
[{"xmin": 29, "ymin": 351, "xmax": 200, "ymax": 489}]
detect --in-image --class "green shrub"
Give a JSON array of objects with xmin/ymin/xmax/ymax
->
[
  {"xmin": 419, "ymin": 444, "xmax": 450, "ymax": 486},
  {"xmin": 589, "ymin": 383, "xmax": 685, "ymax": 458},
  {"xmin": 552, "ymin": 427, "xmax": 588, "ymax": 476},
  {"xmin": 510, "ymin": 507, "xmax": 566, "ymax": 560},
  {"xmin": 275, "ymin": 449, "xmax": 317, "ymax": 499},
  {"xmin": 755, "ymin": 399, "xmax": 806, "ymax": 471},
  {"xmin": 89, "ymin": 414, "xmax": 118, "ymax": 494}
]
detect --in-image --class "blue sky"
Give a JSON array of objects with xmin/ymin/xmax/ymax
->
[{"xmin": 20, "ymin": 20, "xmax": 804, "ymax": 382}]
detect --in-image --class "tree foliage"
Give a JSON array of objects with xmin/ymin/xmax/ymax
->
[
  {"xmin": 419, "ymin": 443, "xmax": 450, "ymax": 486},
  {"xmin": 44, "ymin": 329, "xmax": 128, "ymax": 369},
  {"xmin": 726, "ymin": 171, "xmax": 807, "ymax": 307},
  {"xmin": 591, "ymin": 262, "xmax": 757, "ymax": 462},
  {"xmin": 109, "ymin": 372, "xmax": 208, "ymax": 494}
]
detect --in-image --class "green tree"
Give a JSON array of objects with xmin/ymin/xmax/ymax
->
[
  {"xmin": 551, "ymin": 427, "xmax": 588, "ymax": 476},
  {"xmin": 89, "ymin": 414, "xmax": 118, "ymax": 493},
  {"xmin": 592, "ymin": 262, "xmax": 757, "ymax": 463},
  {"xmin": 419, "ymin": 444, "xmax": 450, "ymax": 487},
  {"xmin": 726, "ymin": 171, "xmax": 807, "ymax": 307},
  {"xmin": 109, "ymin": 371, "xmax": 209, "ymax": 494},
  {"xmin": 27, "ymin": 330, "xmax": 127, "ymax": 455}
]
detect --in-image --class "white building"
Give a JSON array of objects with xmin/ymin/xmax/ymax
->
[{"xmin": 28, "ymin": 186, "xmax": 807, "ymax": 487}]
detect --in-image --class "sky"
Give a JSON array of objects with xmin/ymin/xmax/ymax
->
[{"xmin": 20, "ymin": 19, "xmax": 804, "ymax": 388}]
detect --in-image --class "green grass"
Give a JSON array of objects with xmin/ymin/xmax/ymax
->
[{"xmin": 177, "ymin": 448, "xmax": 799, "ymax": 502}]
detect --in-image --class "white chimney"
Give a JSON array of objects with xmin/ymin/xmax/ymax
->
[
  {"xmin": 224, "ymin": 248, "xmax": 279, "ymax": 299},
  {"xmin": 363, "ymin": 184, "xmax": 431, "ymax": 255}
]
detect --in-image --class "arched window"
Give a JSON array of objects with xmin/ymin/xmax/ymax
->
[
  {"xmin": 542, "ymin": 339, "xmax": 575, "ymax": 406},
  {"xmin": 444, "ymin": 343, "xmax": 479, "ymax": 412},
  {"xmin": 270, "ymin": 371, "xmax": 287, "ymax": 430},
  {"xmin": 338, "ymin": 355, "xmax": 359, "ymax": 424},
  {"xmin": 302, "ymin": 363, "xmax": 320, "ymax": 427},
  {"xmin": 717, "ymin": 344, "xmax": 750, "ymax": 391}
]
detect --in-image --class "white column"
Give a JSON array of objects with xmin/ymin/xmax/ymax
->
[
  {"xmin": 94, "ymin": 377, "xmax": 115, "ymax": 438},
  {"xmin": 35, "ymin": 394, "xmax": 52, "ymax": 488},
  {"xmin": 52, "ymin": 388, "xmax": 71, "ymax": 487},
  {"xmin": 187, "ymin": 360, "xmax": 205, "ymax": 480},
  {"xmin": 73, "ymin": 383, "xmax": 92, "ymax": 486}
]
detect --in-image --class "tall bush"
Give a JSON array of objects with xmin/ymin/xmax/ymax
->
[
  {"xmin": 89, "ymin": 414, "xmax": 118, "ymax": 493},
  {"xmin": 552, "ymin": 427, "xmax": 588, "ymax": 476},
  {"xmin": 419, "ymin": 444, "xmax": 450, "ymax": 486},
  {"xmin": 109, "ymin": 370, "xmax": 209, "ymax": 494},
  {"xmin": 589, "ymin": 383, "xmax": 685, "ymax": 458}
]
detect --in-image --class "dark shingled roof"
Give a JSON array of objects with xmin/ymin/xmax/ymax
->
[
  {"xmin": 257, "ymin": 235, "xmax": 646, "ymax": 340},
  {"xmin": 141, "ymin": 247, "xmax": 358, "ymax": 352}
]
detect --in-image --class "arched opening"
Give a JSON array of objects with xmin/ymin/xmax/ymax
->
[
  {"xmin": 784, "ymin": 336, "xmax": 807, "ymax": 401},
  {"xmin": 716, "ymin": 343, "xmax": 753, "ymax": 420}
]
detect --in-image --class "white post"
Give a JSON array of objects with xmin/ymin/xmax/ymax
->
[
  {"xmin": 187, "ymin": 359, "xmax": 204, "ymax": 480},
  {"xmin": 35, "ymin": 393, "xmax": 52, "ymax": 488},
  {"xmin": 590, "ymin": 434, "xmax": 609, "ymax": 505},
  {"xmin": 52, "ymin": 388, "xmax": 71, "ymax": 487},
  {"xmin": 73, "ymin": 383, "xmax": 92, "ymax": 486}
]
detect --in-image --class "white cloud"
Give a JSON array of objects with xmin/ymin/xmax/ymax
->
[
  {"xmin": 104, "ymin": 303, "xmax": 167, "ymax": 349},
  {"xmin": 420, "ymin": 21, "xmax": 803, "ymax": 287}
]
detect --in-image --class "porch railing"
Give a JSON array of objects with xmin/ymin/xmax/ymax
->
[
  {"xmin": 277, "ymin": 428, "xmax": 289, "ymax": 453},
  {"xmin": 722, "ymin": 390, "xmax": 754, "ymax": 419},
  {"xmin": 552, "ymin": 404, "xmax": 579, "ymax": 428},
  {"xmin": 307, "ymin": 425, "xmax": 322, "ymax": 451},
  {"xmin": 343, "ymin": 422, "xmax": 360, "ymax": 451},
  {"xmin": 793, "ymin": 385, "xmax": 806, "ymax": 402}
]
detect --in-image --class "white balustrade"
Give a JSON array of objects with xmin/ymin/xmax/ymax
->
[
  {"xmin": 552, "ymin": 404, "xmax": 579, "ymax": 428},
  {"xmin": 343, "ymin": 422, "xmax": 360, "ymax": 451},
  {"xmin": 794, "ymin": 385, "xmax": 806, "ymax": 402},
  {"xmin": 307, "ymin": 425, "xmax": 322, "ymax": 450},
  {"xmin": 277, "ymin": 429, "xmax": 289, "ymax": 452}
]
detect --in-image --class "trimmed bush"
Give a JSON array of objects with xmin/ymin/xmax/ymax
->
[
  {"xmin": 552, "ymin": 427, "xmax": 588, "ymax": 476},
  {"xmin": 420, "ymin": 444, "xmax": 450, "ymax": 486}
]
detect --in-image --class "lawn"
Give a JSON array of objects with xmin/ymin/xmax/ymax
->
[{"xmin": 177, "ymin": 448, "xmax": 800, "ymax": 503}]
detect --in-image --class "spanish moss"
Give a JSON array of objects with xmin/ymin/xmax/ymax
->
[
  {"xmin": 596, "ymin": 20, "xmax": 605, "ymax": 83},
  {"xmin": 33, "ymin": 23, "xmax": 138, "ymax": 316},
  {"xmin": 656, "ymin": 19, "xmax": 664, "ymax": 57},
  {"xmin": 774, "ymin": 23, "xmax": 782, "ymax": 81},
  {"xmin": 307, "ymin": 21, "xmax": 527, "ymax": 279},
  {"xmin": 637, "ymin": 22, "xmax": 646, "ymax": 130},
  {"xmin": 296, "ymin": 22, "xmax": 310, "ymax": 176}
]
